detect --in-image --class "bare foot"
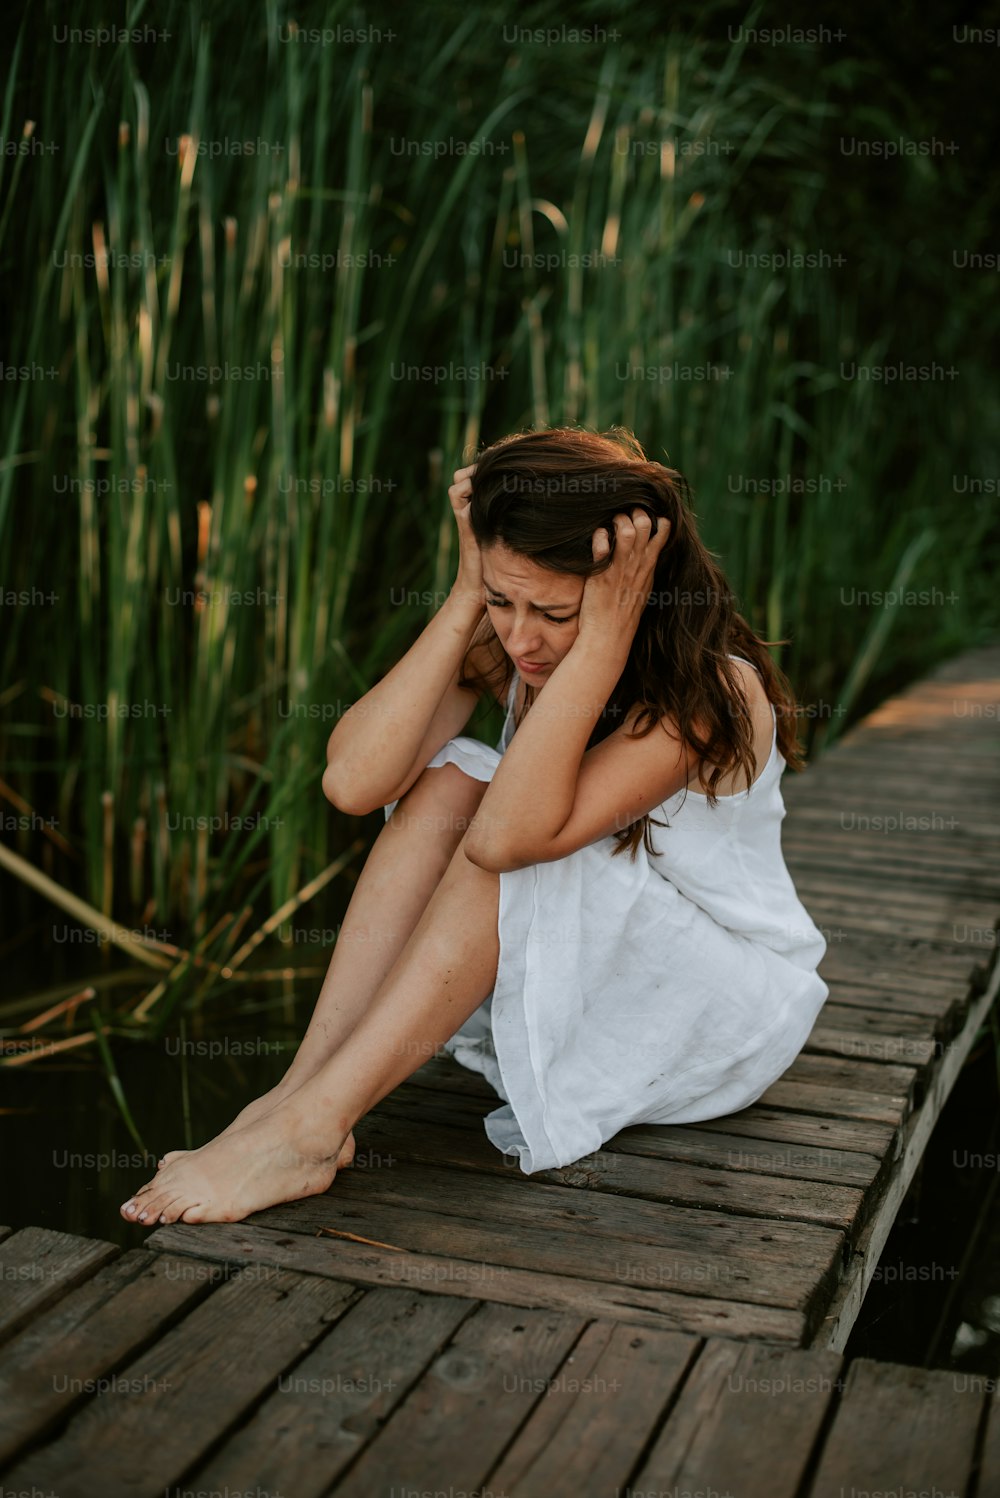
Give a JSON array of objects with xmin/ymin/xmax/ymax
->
[
  {"xmin": 156, "ymin": 1081, "xmax": 356, "ymax": 1172},
  {"xmin": 121, "ymin": 1091, "xmax": 350, "ymax": 1226},
  {"xmin": 158, "ymin": 1126, "xmax": 356, "ymax": 1174}
]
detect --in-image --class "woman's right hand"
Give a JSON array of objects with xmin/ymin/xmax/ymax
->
[{"xmin": 448, "ymin": 464, "xmax": 484, "ymax": 607}]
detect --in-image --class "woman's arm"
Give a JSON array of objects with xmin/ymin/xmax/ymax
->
[
  {"xmin": 322, "ymin": 585, "xmax": 488, "ymax": 815},
  {"xmin": 323, "ymin": 464, "xmax": 490, "ymax": 815}
]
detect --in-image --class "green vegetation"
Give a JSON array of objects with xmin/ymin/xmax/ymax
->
[{"xmin": 1, "ymin": 0, "xmax": 997, "ymax": 1062}]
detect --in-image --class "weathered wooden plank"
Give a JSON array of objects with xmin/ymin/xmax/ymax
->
[
  {"xmin": 612, "ymin": 1122, "xmax": 883, "ymax": 1189},
  {"xmin": 0, "ymin": 1227, "xmax": 119, "ymax": 1348},
  {"xmin": 794, "ymin": 888, "xmax": 1000, "ymax": 938},
  {"xmin": 406, "ymin": 1042, "xmax": 924, "ymax": 1125},
  {"xmin": 692, "ymin": 1105, "xmax": 897, "ymax": 1158},
  {"xmin": 487, "ymin": 1320, "xmax": 698, "ymax": 1498},
  {"xmin": 246, "ymin": 1185, "xmax": 845, "ymax": 1329},
  {"xmin": 820, "ymin": 976, "xmax": 970, "ymax": 1021},
  {"xmin": 812, "ymin": 900, "xmax": 997, "ymax": 943},
  {"xmin": 790, "ymin": 868, "xmax": 1000, "ymax": 907},
  {"xmin": 791, "ymin": 896, "xmax": 994, "ymax": 945},
  {"xmin": 633, "ymin": 1338, "xmax": 845, "ymax": 1498},
  {"xmin": 794, "ymin": 777, "xmax": 1000, "ymax": 805},
  {"xmin": 978, "ymin": 1388, "xmax": 1000, "ymax": 1498},
  {"xmin": 145, "ymin": 1222, "xmax": 810, "ymax": 1342},
  {"xmin": 791, "ymin": 744, "xmax": 1000, "ymax": 775},
  {"xmin": 758, "ymin": 1078, "xmax": 908, "ymax": 1125},
  {"xmin": 787, "ymin": 817, "xmax": 997, "ymax": 851},
  {"xmin": 817, "ymin": 937, "xmax": 980, "ymax": 993},
  {"xmin": 4, "ymin": 1267, "xmax": 359, "ymax": 1496},
  {"xmin": 0, "ymin": 1250, "xmax": 221, "ymax": 1465},
  {"xmin": 333, "ymin": 1301, "xmax": 584, "ymax": 1497},
  {"xmin": 355, "ymin": 1110, "xmax": 866, "ymax": 1231},
  {"xmin": 375, "ymin": 1093, "xmax": 885, "ymax": 1190},
  {"xmin": 805, "ymin": 1022, "xmax": 937, "ymax": 1068},
  {"xmin": 782, "ymin": 1051, "xmax": 919, "ymax": 1099},
  {"xmin": 793, "ymin": 873, "xmax": 997, "ymax": 921},
  {"xmin": 385, "ymin": 1069, "xmax": 906, "ymax": 1158},
  {"xmin": 191, "ymin": 1288, "xmax": 475, "ymax": 1497},
  {"xmin": 807, "ymin": 1358, "xmax": 983, "ymax": 1497},
  {"xmin": 813, "ymin": 1001, "xmax": 942, "ymax": 1039},
  {"xmin": 407, "ymin": 1053, "xmax": 503, "ymax": 1098},
  {"xmin": 784, "ymin": 833, "xmax": 1000, "ymax": 881},
  {"xmin": 784, "ymin": 784, "xmax": 999, "ymax": 814}
]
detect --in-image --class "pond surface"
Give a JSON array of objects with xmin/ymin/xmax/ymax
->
[{"xmin": 4, "ymin": 1008, "xmax": 299, "ymax": 1249}]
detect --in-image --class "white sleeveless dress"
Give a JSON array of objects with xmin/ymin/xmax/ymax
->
[{"xmin": 382, "ymin": 655, "xmax": 829, "ymax": 1173}]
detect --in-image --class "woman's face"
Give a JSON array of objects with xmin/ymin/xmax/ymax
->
[{"xmin": 480, "ymin": 541, "xmax": 583, "ymax": 683}]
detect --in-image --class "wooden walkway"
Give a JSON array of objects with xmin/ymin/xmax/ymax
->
[
  {"xmin": 2, "ymin": 641, "xmax": 999, "ymax": 1492},
  {"xmin": 1, "ymin": 1222, "xmax": 998, "ymax": 1496}
]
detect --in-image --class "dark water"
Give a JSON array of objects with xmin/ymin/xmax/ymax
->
[
  {"xmin": 3, "ymin": 1007, "xmax": 302, "ymax": 1248},
  {"xmin": 844, "ymin": 1038, "xmax": 1000, "ymax": 1377},
  {"xmin": 4, "ymin": 973, "xmax": 1000, "ymax": 1378}
]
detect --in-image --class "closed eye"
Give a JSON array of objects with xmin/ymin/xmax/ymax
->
[{"xmin": 486, "ymin": 596, "xmax": 576, "ymax": 624}]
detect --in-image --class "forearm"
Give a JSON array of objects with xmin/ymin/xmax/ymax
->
[
  {"xmin": 465, "ymin": 637, "xmax": 628, "ymax": 862},
  {"xmin": 324, "ymin": 584, "xmax": 484, "ymax": 803}
]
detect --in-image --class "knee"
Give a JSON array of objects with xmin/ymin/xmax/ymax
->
[
  {"xmin": 392, "ymin": 761, "xmax": 489, "ymax": 835},
  {"xmin": 423, "ymin": 761, "xmax": 490, "ymax": 799}
]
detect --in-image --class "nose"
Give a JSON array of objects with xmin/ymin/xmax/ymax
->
[{"xmin": 507, "ymin": 619, "xmax": 543, "ymax": 656}]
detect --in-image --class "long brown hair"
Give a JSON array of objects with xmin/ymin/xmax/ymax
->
[{"xmin": 456, "ymin": 425, "xmax": 806, "ymax": 861}]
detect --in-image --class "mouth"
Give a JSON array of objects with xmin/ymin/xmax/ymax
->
[{"xmin": 515, "ymin": 656, "xmax": 548, "ymax": 672}]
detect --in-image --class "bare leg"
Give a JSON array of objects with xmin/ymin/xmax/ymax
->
[
  {"xmin": 283, "ymin": 762, "xmax": 491, "ymax": 1084},
  {"xmin": 122, "ymin": 825, "xmax": 503, "ymax": 1225},
  {"xmin": 157, "ymin": 762, "xmax": 489, "ymax": 1166}
]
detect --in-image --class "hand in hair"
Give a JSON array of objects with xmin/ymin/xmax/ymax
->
[
  {"xmin": 577, "ymin": 508, "xmax": 671, "ymax": 650},
  {"xmin": 448, "ymin": 464, "xmax": 483, "ymax": 606}
]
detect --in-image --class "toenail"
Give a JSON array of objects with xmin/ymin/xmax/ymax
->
[{"xmin": 138, "ymin": 1211, "xmax": 147, "ymax": 1221}]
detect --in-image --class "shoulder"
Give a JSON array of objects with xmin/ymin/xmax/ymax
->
[
  {"xmin": 702, "ymin": 657, "xmax": 776, "ymax": 794},
  {"xmin": 726, "ymin": 656, "xmax": 772, "ymax": 716},
  {"xmin": 616, "ymin": 657, "xmax": 774, "ymax": 796}
]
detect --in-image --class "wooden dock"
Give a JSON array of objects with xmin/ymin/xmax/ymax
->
[
  {"xmin": 1, "ymin": 1226, "xmax": 998, "ymax": 1496},
  {"xmin": 2, "ymin": 642, "xmax": 999, "ymax": 1493}
]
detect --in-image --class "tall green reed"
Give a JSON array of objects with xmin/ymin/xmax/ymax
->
[{"xmin": 1, "ymin": 0, "xmax": 996, "ymax": 1044}]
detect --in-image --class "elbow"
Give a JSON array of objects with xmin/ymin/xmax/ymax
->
[
  {"xmin": 321, "ymin": 764, "xmax": 375, "ymax": 818},
  {"xmin": 462, "ymin": 836, "xmax": 532, "ymax": 874}
]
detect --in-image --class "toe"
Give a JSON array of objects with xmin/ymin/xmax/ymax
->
[
  {"xmin": 121, "ymin": 1179, "xmax": 158, "ymax": 1218},
  {"xmin": 134, "ymin": 1186, "xmax": 172, "ymax": 1224},
  {"xmin": 152, "ymin": 1194, "xmax": 186, "ymax": 1225}
]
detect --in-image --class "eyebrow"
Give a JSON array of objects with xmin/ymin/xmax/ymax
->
[{"xmin": 482, "ymin": 579, "xmax": 576, "ymax": 612}]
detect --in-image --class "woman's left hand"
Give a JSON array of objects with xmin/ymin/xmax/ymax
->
[{"xmin": 576, "ymin": 509, "xmax": 672, "ymax": 649}]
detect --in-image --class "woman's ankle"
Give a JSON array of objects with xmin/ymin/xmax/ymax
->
[{"xmin": 273, "ymin": 1057, "xmax": 323, "ymax": 1095}]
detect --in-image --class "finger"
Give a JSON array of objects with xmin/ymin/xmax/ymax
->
[{"xmin": 592, "ymin": 524, "xmax": 612, "ymax": 557}]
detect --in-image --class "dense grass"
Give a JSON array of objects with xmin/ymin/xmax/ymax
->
[{"xmin": 1, "ymin": 0, "xmax": 998, "ymax": 1052}]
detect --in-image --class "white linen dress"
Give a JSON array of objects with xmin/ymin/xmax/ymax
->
[{"xmin": 382, "ymin": 654, "xmax": 829, "ymax": 1173}]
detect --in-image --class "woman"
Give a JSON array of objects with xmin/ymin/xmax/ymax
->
[{"xmin": 121, "ymin": 425, "xmax": 828, "ymax": 1226}]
